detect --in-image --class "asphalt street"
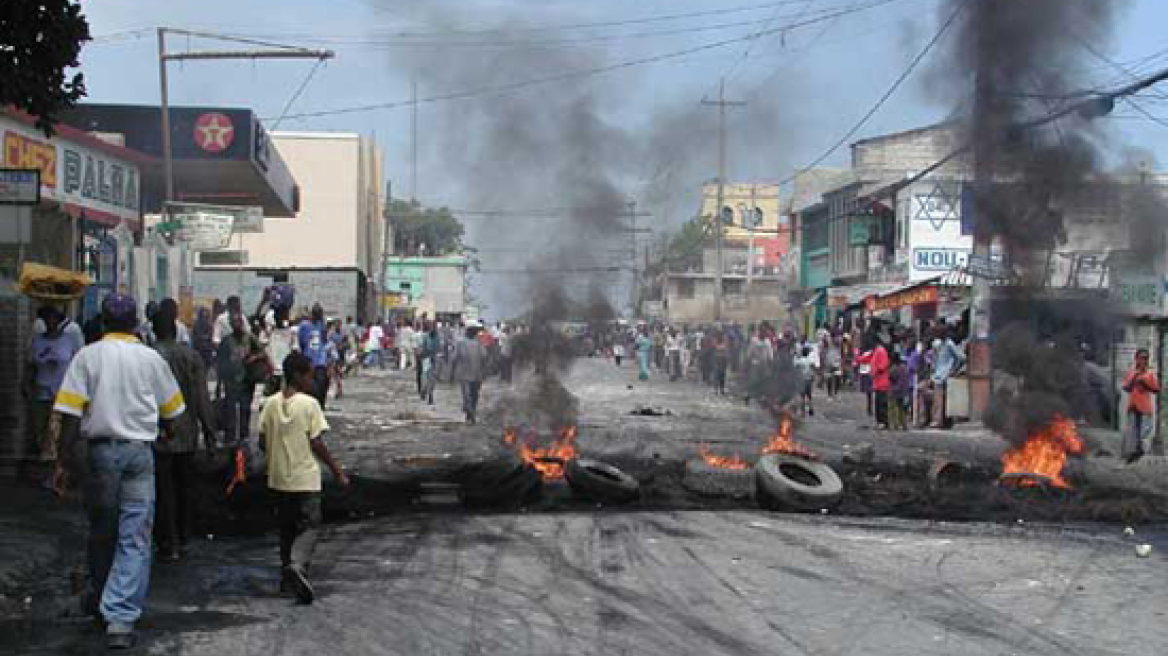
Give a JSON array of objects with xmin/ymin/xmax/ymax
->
[{"xmin": 3, "ymin": 358, "xmax": 1166, "ymax": 655}]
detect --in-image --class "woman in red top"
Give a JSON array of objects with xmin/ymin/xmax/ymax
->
[
  {"xmin": 1121, "ymin": 348, "xmax": 1159, "ymax": 463},
  {"xmin": 857, "ymin": 336, "xmax": 891, "ymax": 429}
]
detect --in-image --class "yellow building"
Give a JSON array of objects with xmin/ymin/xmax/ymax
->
[{"xmin": 698, "ymin": 182, "xmax": 783, "ymax": 245}]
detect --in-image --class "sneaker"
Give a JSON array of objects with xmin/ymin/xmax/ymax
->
[{"xmin": 288, "ymin": 566, "xmax": 314, "ymax": 604}]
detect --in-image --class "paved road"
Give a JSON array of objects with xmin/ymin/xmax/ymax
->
[
  {"xmin": 4, "ymin": 357, "xmax": 1166, "ymax": 655},
  {"xmin": 11, "ymin": 511, "xmax": 1165, "ymax": 655}
]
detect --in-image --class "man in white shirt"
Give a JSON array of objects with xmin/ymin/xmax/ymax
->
[
  {"xmin": 52, "ymin": 294, "xmax": 185, "ymax": 650},
  {"xmin": 398, "ymin": 321, "xmax": 416, "ymax": 370},
  {"xmin": 366, "ymin": 319, "xmax": 385, "ymax": 369}
]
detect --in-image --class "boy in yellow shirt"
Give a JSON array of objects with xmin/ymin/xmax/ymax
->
[{"xmin": 259, "ymin": 352, "xmax": 349, "ymax": 604}]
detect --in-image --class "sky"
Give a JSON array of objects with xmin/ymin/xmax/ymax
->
[{"xmin": 76, "ymin": 0, "xmax": 1168, "ymax": 314}]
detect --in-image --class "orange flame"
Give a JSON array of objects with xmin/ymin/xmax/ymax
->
[
  {"xmin": 698, "ymin": 444, "xmax": 750, "ymax": 470},
  {"xmin": 224, "ymin": 448, "xmax": 247, "ymax": 496},
  {"xmin": 1000, "ymin": 415, "xmax": 1083, "ymax": 489},
  {"xmin": 507, "ymin": 426, "xmax": 577, "ymax": 480},
  {"xmin": 761, "ymin": 412, "xmax": 815, "ymax": 459}
]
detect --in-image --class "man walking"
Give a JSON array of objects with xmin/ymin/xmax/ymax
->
[
  {"xmin": 1121, "ymin": 348, "xmax": 1159, "ymax": 463},
  {"xmin": 151, "ymin": 312, "xmax": 217, "ymax": 562},
  {"xmin": 298, "ymin": 304, "xmax": 329, "ymax": 405},
  {"xmin": 217, "ymin": 312, "xmax": 265, "ymax": 451},
  {"xmin": 52, "ymin": 294, "xmax": 186, "ymax": 649},
  {"xmin": 259, "ymin": 353, "xmax": 349, "ymax": 604},
  {"xmin": 451, "ymin": 322, "xmax": 489, "ymax": 424}
]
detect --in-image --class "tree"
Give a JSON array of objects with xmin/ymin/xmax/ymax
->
[
  {"xmin": 387, "ymin": 199, "xmax": 465, "ymax": 256},
  {"xmin": 663, "ymin": 215, "xmax": 714, "ymax": 272},
  {"xmin": 0, "ymin": 0, "xmax": 90, "ymax": 134}
]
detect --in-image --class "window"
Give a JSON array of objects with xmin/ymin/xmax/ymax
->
[
  {"xmin": 723, "ymin": 279, "xmax": 744, "ymax": 295},
  {"xmin": 400, "ymin": 282, "xmax": 412, "ymax": 290},
  {"xmin": 677, "ymin": 278, "xmax": 695, "ymax": 299}
]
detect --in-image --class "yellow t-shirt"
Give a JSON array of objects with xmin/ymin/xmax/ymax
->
[{"xmin": 258, "ymin": 392, "xmax": 329, "ymax": 492}]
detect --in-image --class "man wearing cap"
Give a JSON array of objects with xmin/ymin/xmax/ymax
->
[
  {"xmin": 451, "ymin": 321, "xmax": 489, "ymax": 424},
  {"xmin": 51, "ymin": 294, "xmax": 186, "ymax": 650}
]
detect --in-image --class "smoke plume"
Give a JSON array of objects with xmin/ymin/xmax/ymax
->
[{"xmin": 932, "ymin": 0, "xmax": 1164, "ymax": 445}]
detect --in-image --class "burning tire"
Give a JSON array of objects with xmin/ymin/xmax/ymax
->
[
  {"xmin": 564, "ymin": 458, "xmax": 640, "ymax": 504},
  {"xmin": 456, "ymin": 453, "xmax": 542, "ymax": 509},
  {"xmin": 682, "ymin": 460, "xmax": 755, "ymax": 499},
  {"xmin": 755, "ymin": 454, "xmax": 843, "ymax": 512}
]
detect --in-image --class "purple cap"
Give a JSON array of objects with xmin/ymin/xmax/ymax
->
[{"xmin": 101, "ymin": 293, "xmax": 138, "ymax": 323}]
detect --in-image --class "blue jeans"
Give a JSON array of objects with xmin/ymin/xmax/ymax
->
[
  {"xmin": 85, "ymin": 440, "xmax": 155, "ymax": 631},
  {"xmin": 461, "ymin": 380, "xmax": 482, "ymax": 419}
]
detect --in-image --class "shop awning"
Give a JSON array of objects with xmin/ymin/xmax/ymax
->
[{"xmin": 827, "ymin": 283, "xmax": 900, "ymax": 309}]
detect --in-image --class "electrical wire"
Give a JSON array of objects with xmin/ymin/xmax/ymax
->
[
  {"xmin": 268, "ymin": 59, "xmax": 327, "ymax": 131},
  {"xmin": 271, "ymin": 0, "xmax": 905, "ymax": 122},
  {"xmin": 777, "ymin": 0, "xmax": 968, "ymax": 186},
  {"xmin": 326, "ymin": 0, "xmax": 839, "ymax": 35}
]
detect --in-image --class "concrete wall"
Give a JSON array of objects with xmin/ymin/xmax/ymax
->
[
  {"xmin": 193, "ymin": 267, "xmax": 363, "ymax": 320},
  {"xmin": 851, "ymin": 125, "xmax": 965, "ymax": 181},
  {"xmin": 664, "ymin": 277, "xmax": 787, "ymax": 324}
]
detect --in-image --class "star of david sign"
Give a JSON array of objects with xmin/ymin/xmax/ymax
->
[
  {"xmin": 915, "ymin": 181, "xmax": 959, "ymax": 231},
  {"xmin": 193, "ymin": 112, "xmax": 235, "ymax": 153}
]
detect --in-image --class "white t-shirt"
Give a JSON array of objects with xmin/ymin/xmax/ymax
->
[
  {"xmin": 366, "ymin": 324, "xmax": 384, "ymax": 351},
  {"xmin": 53, "ymin": 333, "xmax": 185, "ymax": 442}
]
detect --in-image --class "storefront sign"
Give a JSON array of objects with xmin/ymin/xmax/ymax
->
[
  {"xmin": 1111, "ymin": 270, "xmax": 1160, "ymax": 316},
  {"xmin": 912, "ymin": 247, "xmax": 969, "ymax": 272},
  {"xmin": 2, "ymin": 117, "xmax": 141, "ymax": 224},
  {"xmin": 60, "ymin": 143, "xmax": 139, "ymax": 217},
  {"xmin": 3, "ymin": 131, "xmax": 56, "ymax": 188},
  {"xmin": 0, "ymin": 169, "xmax": 40, "ymax": 204},
  {"xmin": 868, "ymin": 285, "xmax": 938, "ymax": 312}
]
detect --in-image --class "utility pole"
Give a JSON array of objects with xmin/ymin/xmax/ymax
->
[
  {"xmin": 628, "ymin": 199, "xmax": 638, "ymax": 315},
  {"xmin": 411, "ymin": 79, "xmax": 418, "ymax": 203},
  {"xmin": 701, "ymin": 78, "xmax": 745, "ymax": 321},
  {"xmin": 381, "ymin": 180, "xmax": 393, "ymax": 322},
  {"xmin": 157, "ymin": 28, "xmax": 334, "ymax": 204}
]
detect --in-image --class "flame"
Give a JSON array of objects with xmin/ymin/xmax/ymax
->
[
  {"xmin": 225, "ymin": 447, "xmax": 247, "ymax": 496},
  {"xmin": 761, "ymin": 412, "xmax": 815, "ymax": 459},
  {"xmin": 698, "ymin": 444, "xmax": 750, "ymax": 470},
  {"xmin": 1000, "ymin": 415, "xmax": 1083, "ymax": 489},
  {"xmin": 507, "ymin": 426, "xmax": 577, "ymax": 480}
]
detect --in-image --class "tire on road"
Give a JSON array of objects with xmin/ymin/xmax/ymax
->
[
  {"xmin": 456, "ymin": 452, "xmax": 542, "ymax": 508},
  {"xmin": 565, "ymin": 458, "xmax": 640, "ymax": 504},
  {"xmin": 681, "ymin": 459, "xmax": 755, "ymax": 499},
  {"xmin": 755, "ymin": 453, "xmax": 843, "ymax": 512}
]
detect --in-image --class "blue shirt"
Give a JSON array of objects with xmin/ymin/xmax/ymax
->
[
  {"xmin": 298, "ymin": 320, "xmax": 327, "ymax": 368},
  {"xmin": 932, "ymin": 338, "xmax": 964, "ymax": 384}
]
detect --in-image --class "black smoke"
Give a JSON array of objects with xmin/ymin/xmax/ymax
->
[{"xmin": 930, "ymin": 0, "xmax": 1161, "ymax": 444}]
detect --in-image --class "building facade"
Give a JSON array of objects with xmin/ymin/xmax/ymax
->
[
  {"xmin": 194, "ymin": 131, "xmax": 385, "ymax": 320},
  {"xmin": 384, "ymin": 255, "xmax": 469, "ymax": 321}
]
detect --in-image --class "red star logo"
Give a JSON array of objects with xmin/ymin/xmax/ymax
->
[{"xmin": 193, "ymin": 112, "xmax": 235, "ymax": 153}]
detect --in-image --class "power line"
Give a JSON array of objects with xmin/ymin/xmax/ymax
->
[
  {"xmin": 268, "ymin": 59, "xmax": 327, "ymax": 131},
  {"xmin": 269, "ymin": 0, "xmax": 906, "ymax": 122},
  {"xmin": 227, "ymin": 6, "xmax": 865, "ymax": 50},
  {"xmin": 326, "ymin": 0, "xmax": 840, "ymax": 36},
  {"xmin": 777, "ymin": 0, "xmax": 968, "ymax": 185}
]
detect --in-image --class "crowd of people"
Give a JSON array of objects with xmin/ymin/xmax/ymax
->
[
  {"xmin": 593, "ymin": 316, "xmax": 971, "ymax": 430},
  {"xmin": 22, "ymin": 289, "xmax": 533, "ymax": 648},
  {"xmin": 18, "ymin": 292, "xmax": 1159, "ymax": 648}
]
